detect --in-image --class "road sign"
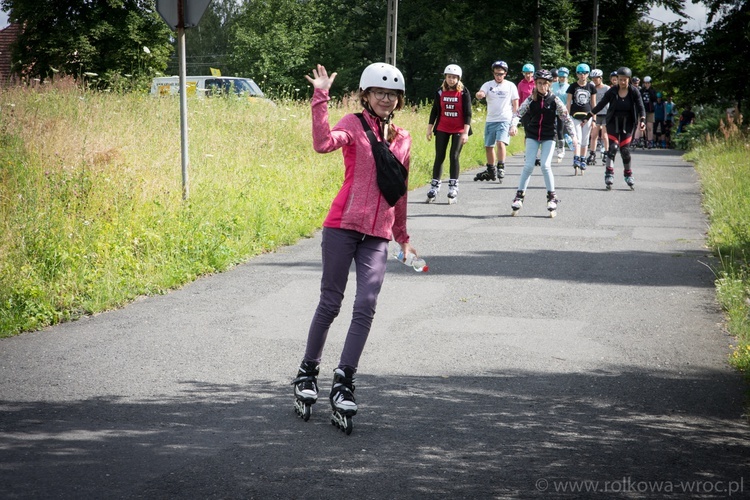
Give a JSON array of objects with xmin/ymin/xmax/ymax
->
[{"xmin": 156, "ymin": 0, "xmax": 213, "ymax": 30}]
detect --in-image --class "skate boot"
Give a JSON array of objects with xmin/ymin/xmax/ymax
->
[
  {"xmin": 578, "ymin": 156, "xmax": 587, "ymax": 174},
  {"xmin": 496, "ymin": 162, "xmax": 505, "ymax": 183},
  {"xmin": 511, "ymin": 190, "xmax": 525, "ymax": 216},
  {"xmin": 624, "ymin": 170, "xmax": 635, "ymax": 190},
  {"xmin": 546, "ymin": 191, "xmax": 560, "ymax": 218},
  {"xmin": 426, "ymin": 179, "xmax": 441, "ymax": 203},
  {"xmin": 534, "ymin": 157, "xmax": 541, "ymax": 167},
  {"xmin": 447, "ymin": 179, "xmax": 458, "ymax": 204},
  {"xmin": 604, "ymin": 167, "xmax": 615, "ymax": 191},
  {"xmin": 330, "ymin": 367, "xmax": 357, "ymax": 435},
  {"xmin": 556, "ymin": 139, "xmax": 565, "ymax": 163},
  {"xmin": 474, "ymin": 164, "xmax": 496, "ymax": 182},
  {"xmin": 292, "ymin": 360, "xmax": 319, "ymax": 421},
  {"xmin": 586, "ymin": 150, "xmax": 596, "ymax": 166}
]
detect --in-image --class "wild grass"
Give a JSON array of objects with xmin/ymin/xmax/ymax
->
[
  {"xmin": 689, "ymin": 112, "xmax": 750, "ymax": 374},
  {"xmin": 0, "ymin": 79, "xmax": 517, "ymax": 337}
]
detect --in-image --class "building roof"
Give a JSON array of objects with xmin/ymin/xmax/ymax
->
[{"xmin": 0, "ymin": 23, "xmax": 21, "ymax": 84}]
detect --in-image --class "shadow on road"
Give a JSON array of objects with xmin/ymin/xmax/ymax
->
[{"xmin": 2, "ymin": 368, "xmax": 747, "ymax": 498}]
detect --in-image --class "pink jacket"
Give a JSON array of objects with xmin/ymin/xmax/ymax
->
[{"xmin": 311, "ymin": 88, "xmax": 411, "ymax": 244}]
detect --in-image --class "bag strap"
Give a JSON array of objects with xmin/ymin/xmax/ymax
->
[{"xmin": 355, "ymin": 113, "xmax": 380, "ymax": 146}]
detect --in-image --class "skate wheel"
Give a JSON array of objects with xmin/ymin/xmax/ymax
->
[
  {"xmin": 448, "ymin": 199, "xmax": 457, "ymax": 205},
  {"xmin": 606, "ymin": 184, "xmax": 612, "ymax": 191},
  {"xmin": 303, "ymin": 404, "xmax": 311, "ymax": 421},
  {"xmin": 549, "ymin": 210, "xmax": 557, "ymax": 218},
  {"xmin": 511, "ymin": 210, "xmax": 519, "ymax": 217},
  {"xmin": 344, "ymin": 417, "xmax": 353, "ymax": 435},
  {"xmin": 630, "ymin": 185, "xmax": 635, "ymax": 191}
]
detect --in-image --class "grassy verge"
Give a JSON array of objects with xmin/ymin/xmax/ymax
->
[
  {"xmin": 0, "ymin": 81, "xmax": 520, "ymax": 337},
  {"xmin": 688, "ymin": 113, "xmax": 750, "ymax": 374}
]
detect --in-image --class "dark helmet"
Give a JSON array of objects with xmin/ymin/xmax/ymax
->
[
  {"xmin": 534, "ymin": 69, "xmax": 553, "ymax": 82},
  {"xmin": 491, "ymin": 60, "xmax": 509, "ymax": 73},
  {"xmin": 616, "ymin": 67, "xmax": 632, "ymax": 78},
  {"xmin": 550, "ymin": 68, "xmax": 558, "ymax": 78}
]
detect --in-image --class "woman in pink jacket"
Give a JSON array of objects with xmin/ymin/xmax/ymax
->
[{"xmin": 292, "ymin": 63, "xmax": 418, "ymax": 434}]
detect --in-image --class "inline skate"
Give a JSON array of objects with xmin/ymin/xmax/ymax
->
[
  {"xmin": 474, "ymin": 164, "xmax": 496, "ymax": 182},
  {"xmin": 426, "ymin": 179, "xmax": 441, "ymax": 203},
  {"xmin": 447, "ymin": 179, "xmax": 458, "ymax": 204},
  {"xmin": 586, "ymin": 150, "xmax": 597, "ymax": 166},
  {"xmin": 604, "ymin": 152, "xmax": 615, "ymax": 190},
  {"xmin": 573, "ymin": 156, "xmax": 586, "ymax": 175},
  {"xmin": 496, "ymin": 162, "xmax": 506, "ymax": 182},
  {"xmin": 556, "ymin": 140, "xmax": 565, "ymax": 163},
  {"xmin": 547, "ymin": 191, "xmax": 560, "ymax": 218},
  {"xmin": 534, "ymin": 157, "xmax": 541, "ymax": 167},
  {"xmin": 511, "ymin": 190, "xmax": 524, "ymax": 216},
  {"xmin": 624, "ymin": 171, "xmax": 635, "ymax": 190},
  {"xmin": 292, "ymin": 361, "xmax": 319, "ymax": 421},
  {"xmin": 605, "ymin": 169, "xmax": 615, "ymax": 190},
  {"xmin": 330, "ymin": 367, "xmax": 357, "ymax": 435}
]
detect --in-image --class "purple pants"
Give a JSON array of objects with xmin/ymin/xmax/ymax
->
[{"xmin": 303, "ymin": 227, "xmax": 389, "ymax": 372}]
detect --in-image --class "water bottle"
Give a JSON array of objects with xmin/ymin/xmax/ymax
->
[
  {"xmin": 395, "ymin": 250, "xmax": 428, "ymax": 273},
  {"xmin": 564, "ymin": 133, "xmax": 574, "ymax": 151}
]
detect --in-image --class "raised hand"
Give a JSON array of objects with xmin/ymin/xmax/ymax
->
[{"xmin": 304, "ymin": 64, "xmax": 337, "ymax": 91}]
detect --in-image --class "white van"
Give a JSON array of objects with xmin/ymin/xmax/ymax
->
[{"xmin": 150, "ymin": 76, "xmax": 266, "ymax": 99}]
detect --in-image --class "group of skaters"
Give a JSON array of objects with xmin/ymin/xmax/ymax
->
[
  {"xmin": 427, "ymin": 60, "xmax": 652, "ymax": 214},
  {"xmin": 291, "ymin": 60, "xmax": 679, "ymax": 434}
]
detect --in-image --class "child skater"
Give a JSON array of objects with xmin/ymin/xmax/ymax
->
[
  {"xmin": 292, "ymin": 63, "xmax": 419, "ymax": 434},
  {"xmin": 426, "ymin": 64, "xmax": 472, "ymax": 204},
  {"xmin": 509, "ymin": 69, "xmax": 577, "ymax": 218}
]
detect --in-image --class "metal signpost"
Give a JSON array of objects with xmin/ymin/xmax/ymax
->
[
  {"xmin": 155, "ymin": 0, "xmax": 213, "ymax": 200},
  {"xmin": 385, "ymin": 0, "xmax": 398, "ymax": 66}
]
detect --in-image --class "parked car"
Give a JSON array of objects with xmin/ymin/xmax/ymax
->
[{"xmin": 150, "ymin": 76, "xmax": 266, "ymax": 100}]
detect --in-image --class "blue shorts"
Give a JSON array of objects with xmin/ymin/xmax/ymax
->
[{"xmin": 484, "ymin": 121, "xmax": 511, "ymax": 147}]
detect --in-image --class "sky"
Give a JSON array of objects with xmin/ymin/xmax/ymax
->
[{"xmin": 645, "ymin": 2, "xmax": 710, "ymax": 32}]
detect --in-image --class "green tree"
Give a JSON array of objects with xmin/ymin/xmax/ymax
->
[
  {"xmin": 679, "ymin": 0, "xmax": 750, "ymax": 111},
  {"xmin": 167, "ymin": 0, "xmax": 241, "ymax": 75},
  {"xmin": 227, "ymin": 0, "xmax": 327, "ymax": 96},
  {"xmin": 1, "ymin": 0, "xmax": 173, "ymax": 87}
]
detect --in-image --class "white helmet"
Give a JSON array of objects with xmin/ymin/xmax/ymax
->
[
  {"xmin": 590, "ymin": 69, "xmax": 603, "ymax": 78},
  {"xmin": 643, "ymin": 76, "xmax": 652, "ymax": 83},
  {"xmin": 444, "ymin": 64, "xmax": 462, "ymax": 78},
  {"xmin": 359, "ymin": 62, "xmax": 405, "ymax": 92}
]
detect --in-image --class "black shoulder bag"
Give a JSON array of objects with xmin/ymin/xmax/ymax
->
[{"xmin": 355, "ymin": 113, "xmax": 408, "ymax": 207}]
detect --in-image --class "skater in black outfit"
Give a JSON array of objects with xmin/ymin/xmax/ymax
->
[
  {"xmin": 587, "ymin": 67, "xmax": 646, "ymax": 190},
  {"xmin": 426, "ymin": 64, "xmax": 472, "ymax": 204}
]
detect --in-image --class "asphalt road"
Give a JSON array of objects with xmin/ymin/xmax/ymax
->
[{"xmin": 1, "ymin": 148, "xmax": 749, "ymax": 499}]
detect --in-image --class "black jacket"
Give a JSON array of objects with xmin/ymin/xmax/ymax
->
[{"xmin": 592, "ymin": 85, "xmax": 646, "ymax": 128}]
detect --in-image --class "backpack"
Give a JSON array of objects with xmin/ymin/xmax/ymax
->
[{"xmin": 355, "ymin": 113, "xmax": 408, "ymax": 207}]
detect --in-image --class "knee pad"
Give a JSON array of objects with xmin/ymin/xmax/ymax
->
[{"xmin": 620, "ymin": 146, "xmax": 631, "ymax": 164}]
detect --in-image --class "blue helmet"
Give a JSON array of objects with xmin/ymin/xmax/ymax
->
[
  {"xmin": 557, "ymin": 67, "xmax": 569, "ymax": 77},
  {"xmin": 522, "ymin": 63, "xmax": 535, "ymax": 73},
  {"xmin": 576, "ymin": 63, "xmax": 591, "ymax": 74}
]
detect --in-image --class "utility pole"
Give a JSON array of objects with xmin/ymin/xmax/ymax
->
[
  {"xmin": 385, "ymin": 0, "xmax": 398, "ymax": 66},
  {"xmin": 592, "ymin": 0, "xmax": 599, "ymax": 68},
  {"xmin": 534, "ymin": 0, "xmax": 541, "ymax": 69}
]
